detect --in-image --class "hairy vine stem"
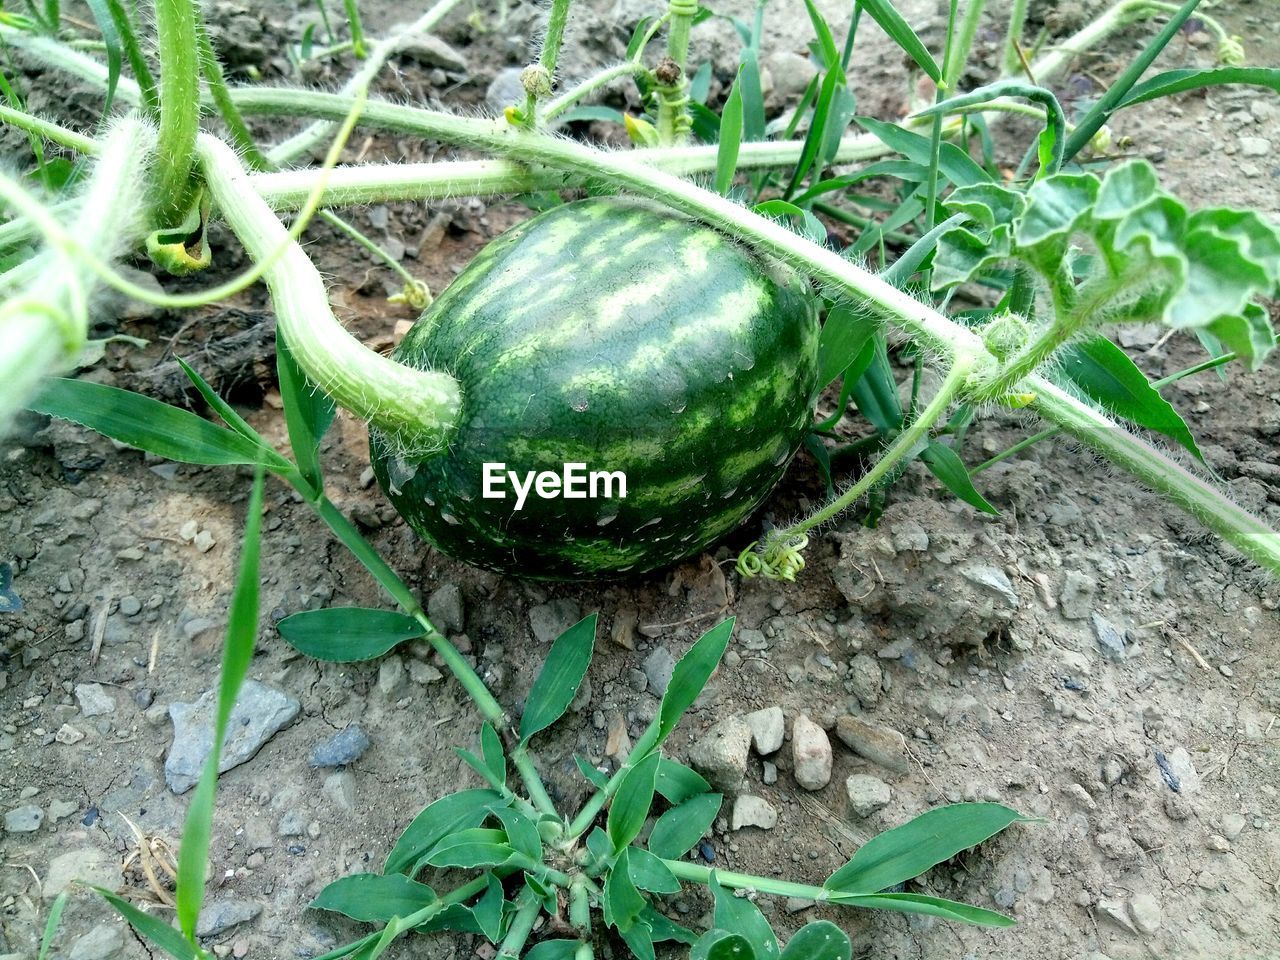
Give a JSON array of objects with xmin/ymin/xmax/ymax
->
[{"xmin": 153, "ymin": 0, "xmax": 201, "ymax": 222}]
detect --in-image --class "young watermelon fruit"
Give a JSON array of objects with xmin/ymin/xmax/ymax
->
[{"xmin": 371, "ymin": 198, "xmax": 819, "ymax": 578}]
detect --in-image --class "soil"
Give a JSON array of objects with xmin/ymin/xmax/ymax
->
[{"xmin": 2, "ymin": 2, "xmax": 1279, "ymax": 960}]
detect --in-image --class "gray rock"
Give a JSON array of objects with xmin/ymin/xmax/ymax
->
[
  {"xmin": 165, "ymin": 679, "xmax": 301, "ymax": 794},
  {"xmin": 835, "ymin": 715, "xmax": 910, "ymax": 773},
  {"xmin": 69, "ymin": 923, "xmax": 125, "ymax": 960},
  {"xmin": 1240, "ymin": 136, "xmax": 1271, "ymax": 157},
  {"xmin": 1059, "ymin": 571, "xmax": 1095, "ymax": 620},
  {"xmin": 278, "ymin": 810, "xmax": 305, "ymax": 837},
  {"xmin": 1220, "ymin": 813, "xmax": 1246, "ymax": 840},
  {"xmin": 738, "ymin": 628, "xmax": 768, "ymax": 651},
  {"xmin": 408, "ymin": 660, "xmax": 444, "ymax": 685},
  {"xmin": 847, "ymin": 654, "xmax": 883, "ymax": 707},
  {"xmin": 427, "ymin": 583, "xmax": 465, "ymax": 635},
  {"xmin": 791, "ymin": 715, "xmax": 832, "ymax": 791},
  {"xmin": 310, "ymin": 725, "xmax": 370, "ymax": 768},
  {"xmin": 642, "ymin": 646, "xmax": 676, "ymax": 697},
  {"xmin": 731, "ymin": 794, "xmax": 777, "ymax": 830},
  {"xmin": 1128, "ymin": 892, "xmax": 1162, "ymax": 935},
  {"xmin": 1165, "ymin": 746, "xmax": 1201, "ymax": 794},
  {"xmin": 845, "ymin": 774, "xmax": 892, "ymax": 818},
  {"xmin": 5, "ymin": 805, "xmax": 43, "ymax": 833},
  {"xmin": 397, "ymin": 33, "xmax": 468, "ymax": 73},
  {"xmin": 1091, "ymin": 613, "xmax": 1127, "ymax": 660},
  {"xmin": 529, "ymin": 599, "xmax": 582, "ymax": 644},
  {"xmin": 744, "ymin": 706, "xmax": 784, "ymax": 755},
  {"xmin": 960, "ymin": 564, "xmax": 1019, "ymax": 608},
  {"xmin": 48, "ymin": 799, "xmax": 78, "ymax": 821},
  {"xmin": 377, "ymin": 656, "xmax": 407, "ymax": 699},
  {"xmin": 75, "ymin": 682, "xmax": 116, "ymax": 717},
  {"xmin": 486, "ymin": 67, "xmax": 526, "ymax": 112},
  {"xmin": 44, "ymin": 847, "xmax": 118, "ymax": 898},
  {"xmin": 687, "ymin": 716, "xmax": 752, "ymax": 793},
  {"xmin": 196, "ymin": 898, "xmax": 261, "ymax": 937},
  {"xmin": 762, "ymin": 761, "xmax": 777, "ymax": 785}
]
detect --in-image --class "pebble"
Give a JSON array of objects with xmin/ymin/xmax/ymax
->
[
  {"xmin": 784, "ymin": 897, "xmax": 815, "ymax": 913},
  {"xmin": 377, "ymin": 656, "xmax": 407, "ymax": 699},
  {"xmin": 791, "ymin": 714, "xmax": 832, "ymax": 791},
  {"xmin": 1091, "ymin": 613, "xmax": 1127, "ymax": 660},
  {"xmin": 426, "ymin": 583, "xmax": 465, "ymax": 635},
  {"xmin": 762, "ymin": 761, "xmax": 778, "ymax": 785},
  {"xmin": 845, "ymin": 774, "xmax": 892, "ymax": 818},
  {"xmin": 611, "ymin": 608, "xmax": 638, "ymax": 650},
  {"xmin": 4, "ymin": 804, "xmax": 43, "ymax": 833},
  {"xmin": 625, "ymin": 668, "xmax": 648, "ymax": 693},
  {"xmin": 847, "ymin": 654, "xmax": 883, "ymax": 707},
  {"xmin": 278, "ymin": 810, "xmax": 305, "ymax": 837},
  {"xmin": 197, "ymin": 899, "xmax": 262, "ymax": 937},
  {"xmin": 687, "ymin": 716, "xmax": 752, "ymax": 793},
  {"xmin": 1240, "ymin": 136, "xmax": 1271, "ymax": 157},
  {"xmin": 1205, "ymin": 834, "xmax": 1230, "ymax": 852},
  {"xmin": 960, "ymin": 563, "xmax": 1019, "ymax": 607},
  {"xmin": 1128, "ymin": 892, "xmax": 1162, "ymax": 935},
  {"xmin": 1220, "ymin": 813, "xmax": 1247, "ymax": 840},
  {"xmin": 731, "ymin": 795, "xmax": 778, "ymax": 831},
  {"xmin": 194, "ymin": 530, "xmax": 216, "ymax": 553},
  {"xmin": 75, "ymin": 682, "xmax": 116, "ymax": 717},
  {"xmin": 49, "ymin": 799, "xmax": 78, "ymax": 821},
  {"xmin": 1059, "ymin": 571, "xmax": 1095, "ymax": 620},
  {"xmin": 397, "ymin": 33, "xmax": 469, "ymax": 72},
  {"xmin": 323, "ymin": 771, "xmax": 356, "ymax": 811},
  {"xmin": 69, "ymin": 923, "xmax": 125, "ymax": 960},
  {"xmin": 408, "ymin": 660, "xmax": 443, "ymax": 685},
  {"xmin": 834, "ymin": 715, "xmax": 910, "ymax": 773},
  {"xmin": 56, "ymin": 723, "xmax": 86, "ymax": 744},
  {"xmin": 118, "ymin": 595, "xmax": 142, "ymax": 617},
  {"xmin": 605, "ymin": 713, "xmax": 631, "ymax": 760},
  {"xmin": 744, "ymin": 706, "xmax": 785, "ymax": 755},
  {"xmin": 44, "ymin": 847, "xmax": 117, "ymax": 897},
  {"xmin": 642, "ymin": 646, "xmax": 676, "ymax": 697},
  {"xmin": 1163, "ymin": 746, "xmax": 1201, "ymax": 794},
  {"xmin": 310, "ymin": 725, "xmax": 370, "ymax": 768},
  {"xmin": 528, "ymin": 599, "xmax": 581, "ymax": 644},
  {"xmin": 165, "ymin": 679, "xmax": 301, "ymax": 794}
]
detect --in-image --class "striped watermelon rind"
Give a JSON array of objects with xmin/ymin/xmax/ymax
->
[{"xmin": 370, "ymin": 197, "xmax": 820, "ymax": 579}]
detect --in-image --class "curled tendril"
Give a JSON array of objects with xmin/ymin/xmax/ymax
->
[
  {"xmin": 389, "ymin": 279, "xmax": 432, "ymax": 311},
  {"xmin": 1217, "ymin": 35, "xmax": 1246, "ymax": 66},
  {"xmin": 736, "ymin": 535, "xmax": 810, "ymax": 582}
]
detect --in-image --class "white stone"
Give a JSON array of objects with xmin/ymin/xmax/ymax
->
[
  {"xmin": 731, "ymin": 795, "xmax": 778, "ymax": 831},
  {"xmin": 791, "ymin": 715, "xmax": 832, "ymax": 790},
  {"xmin": 744, "ymin": 706, "xmax": 784, "ymax": 755}
]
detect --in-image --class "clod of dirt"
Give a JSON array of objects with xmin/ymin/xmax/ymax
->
[
  {"xmin": 731, "ymin": 795, "xmax": 778, "ymax": 831},
  {"xmin": 832, "ymin": 499, "xmax": 1021, "ymax": 647},
  {"xmin": 427, "ymin": 583, "xmax": 465, "ymax": 635},
  {"xmin": 310, "ymin": 725, "xmax": 371, "ymax": 768},
  {"xmin": 844, "ymin": 774, "xmax": 892, "ymax": 819},
  {"xmin": 165, "ymin": 680, "xmax": 300, "ymax": 794}
]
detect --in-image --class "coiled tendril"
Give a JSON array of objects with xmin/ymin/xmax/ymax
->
[{"xmin": 736, "ymin": 535, "xmax": 809, "ymax": 582}]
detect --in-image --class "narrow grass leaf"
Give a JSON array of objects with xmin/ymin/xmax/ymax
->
[
  {"xmin": 520, "ymin": 613, "xmax": 597, "ymax": 741},
  {"xmin": 384, "ymin": 789, "xmax": 503, "ymax": 874},
  {"xmin": 525, "ymin": 940, "xmax": 580, "ymax": 960},
  {"xmin": 30, "ymin": 379, "xmax": 280, "ymax": 468},
  {"xmin": 710, "ymin": 871, "xmax": 778, "ymax": 959},
  {"xmin": 779, "ymin": 921, "xmax": 851, "ymax": 960},
  {"xmin": 656, "ymin": 618, "xmax": 734, "ymax": 743},
  {"xmin": 1059, "ymin": 336, "xmax": 1204, "ymax": 461},
  {"xmin": 277, "ymin": 607, "xmax": 425, "ymax": 662},
  {"xmin": 856, "ymin": 117, "xmax": 987, "ymax": 186},
  {"xmin": 104, "ymin": 0, "xmax": 157, "ymax": 110},
  {"xmin": 856, "ymin": 0, "xmax": 941, "ymax": 84},
  {"xmin": 456, "ymin": 749, "xmax": 503, "ymax": 790},
  {"xmin": 784, "ymin": 56, "xmax": 842, "ymax": 197},
  {"xmin": 692, "ymin": 931, "xmax": 757, "ymax": 960},
  {"xmin": 424, "ymin": 828, "xmax": 515, "ymax": 869},
  {"xmin": 311, "ymin": 874, "xmax": 437, "ymax": 922},
  {"xmin": 277, "ymin": 333, "xmax": 336, "ymax": 491},
  {"xmin": 755, "ymin": 199, "xmax": 828, "ymax": 245},
  {"xmin": 648, "ymin": 792, "xmax": 722, "ymax": 860},
  {"xmin": 849, "ymin": 335, "xmax": 904, "ymax": 435},
  {"xmin": 608, "ymin": 750, "xmax": 661, "ymax": 852},
  {"xmin": 176, "ymin": 359, "xmax": 268, "ymax": 447},
  {"xmin": 738, "ymin": 47, "xmax": 766, "ymax": 141},
  {"xmin": 94, "ymin": 889, "xmax": 202, "ymax": 960},
  {"xmin": 829, "ymin": 892, "xmax": 1014, "ymax": 926},
  {"xmin": 82, "ymin": 0, "xmax": 121, "ymax": 113},
  {"xmin": 880, "ymin": 212, "xmax": 968, "ymax": 285},
  {"xmin": 38, "ymin": 891, "xmax": 67, "ymax": 960},
  {"xmin": 175, "ymin": 468, "xmax": 264, "ymax": 943},
  {"xmin": 480, "ymin": 723, "xmax": 506, "ymax": 787},
  {"xmin": 920, "ymin": 442, "xmax": 998, "ymax": 514},
  {"xmin": 628, "ymin": 845, "xmax": 681, "ymax": 893},
  {"xmin": 655, "ymin": 757, "xmax": 710, "ymax": 803},
  {"xmin": 1119, "ymin": 67, "xmax": 1280, "ymax": 107},
  {"xmin": 818, "ymin": 305, "xmax": 877, "ymax": 389},
  {"xmin": 473, "ymin": 874, "xmax": 505, "ymax": 943},
  {"xmin": 603, "ymin": 849, "xmax": 647, "ymax": 933},
  {"xmin": 825, "ymin": 802, "xmax": 1032, "ymax": 895},
  {"xmin": 715, "ymin": 71, "xmax": 744, "ymax": 196}
]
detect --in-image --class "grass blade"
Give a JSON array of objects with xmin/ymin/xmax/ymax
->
[
  {"xmin": 30, "ymin": 378, "xmax": 288, "ymax": 469},
  {"xmin": 1117, "ymin": 66, "xmax": 1280, "ymax": 107},
  {"xmin": 856, "ymin": 0, "xmax": 942, "ymax": 85},
  {"xmin": 607, "ymin": 750, "xmax": 661, "ymax": 852},
  {"xmin": 175, "ymin": 467, "xmax": 266, "ymax": 943},
  {"xmin": 912, "ymin": 80, "xmax": 1065, "ymax": 177},
  {"xmin": 38, "ymin": 891, "xmax": 67, "ymax": 960},
  {"xmin": 83, "ymin": 0, "xmax": 121, "ymax": 113},
  {"xmin": 519, "ymin": 613, "xmax": 597, "ymax": 741},
  {"xmin": 277, "ymin": 607, "xmax": 426, "ymax": 662},
  {"xmin": 648, "ymin": 792, "xmax": 721, "ymax": 859},
  {"xmin": 855, "ymin": 117, "xmax": 988, "ymax": 187},
  {"xmin": 919, "ymin": 441, "xmax": 998, "ymax": 514},
  {"xmin": 655, "ymin": 618, "xmax": 733, "ymax": 745},
  {"xmin": 384, "ymin": 789, "xmax": 503, "ymax": 875},
  {"xmin": 94, "ymin": 888, "xmax": 202, "ymax": 960},
  {"xmin": 277, "ymin": 333, "xmax": 336, "ymax": 492},
  {"xmin": 1062, "ymin": 0, "xmax": 1203, "ymax": 163},
  {"xmin": 715, "ymin": 71, "xmax": 744, "ymax": 196},
  {"xmin": 829, "ymin": 892, "xmax": 1013, "ymax": 927}
]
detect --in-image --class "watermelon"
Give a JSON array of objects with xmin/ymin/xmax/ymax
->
[{"xmin": 370, "ymin": 198, "xmax": 819, "ymax": 578}]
